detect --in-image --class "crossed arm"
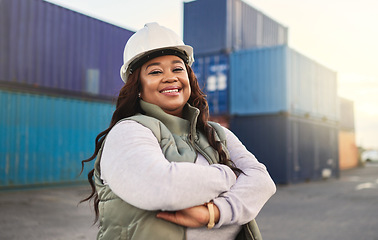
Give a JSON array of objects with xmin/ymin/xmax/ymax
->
[{"xmin": 100, "ymin": 121, "xmax": 276, "ymax": 228}]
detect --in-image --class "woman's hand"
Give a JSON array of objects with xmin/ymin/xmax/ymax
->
[{"xmin": 156, "ymin": 204, "xmax": 220, "ymax": 228}]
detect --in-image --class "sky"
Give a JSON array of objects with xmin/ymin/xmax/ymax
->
[{"xmin": 45, "ymin": 0, "xmax": 378, "ymax": 149}]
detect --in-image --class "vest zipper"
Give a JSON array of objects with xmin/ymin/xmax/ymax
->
[
  {"xmin": 186, "ymin": 134, "xmax": 198, "ymax": 163},
  {"xmin": 188, "ymin": 129, "xmax": 216, "ymax": 165}
]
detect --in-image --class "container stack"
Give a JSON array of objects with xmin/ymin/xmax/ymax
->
[
  {"xmin": 184, "ymin": 0, "xmax": 288, "ymax": 120},
  {"xmin": 184, "ymin": 0, "xmax": 340, "ymax": 184},
  {"xmin": 338, "ymin": 97, "xmax": 358, "ymax": 170},
  {"xmin": 0, "ymin": 0, "xmax": 133, "ymax": 188},
  {"xmin": 229, "ymin": 46, "xmax": 339, "ymax": 184}
]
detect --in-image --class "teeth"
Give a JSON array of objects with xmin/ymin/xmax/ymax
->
[{"xmin": 161, "ymin": 89, "xmax": 179, "ymax": 93}]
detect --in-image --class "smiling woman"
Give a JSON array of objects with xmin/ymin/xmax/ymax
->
[{"xmin": 80, "ymin": 22, "xmax": 276, "ymax": 240}]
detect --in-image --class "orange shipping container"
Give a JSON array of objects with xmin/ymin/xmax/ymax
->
[{"xmin": 339, "ymin": 131, "xmax": 359, "ymax": 170}]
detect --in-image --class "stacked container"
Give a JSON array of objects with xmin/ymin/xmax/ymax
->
[
  {"xmin": 184, "ymin": 0, "xmax": 288, "ymax": 116},
  {"xmin": 229, "ymin": 45, "xmax": 339, "ymax": 122},
  {"xmin": 230, "ymin": 115, "xmax": 339, "ymax": 183},
  {"xmin": 192, "ymin": 54, "xmax": 229, "ymax": 115},
  {"xmin": 184, "ymin": 0, "xmax": 288, "ymax": 55},
  {"xmin": 229, "ymin": 46, "xmax": 339, "ymax": 184},
  {"xmin": 0, "ymin": 0, "xmax": 133, "ymax": 188},
  {"xmin": 0, "ymin": 0, "xmax": 133, "ymax": 99},
  {"xmin": 0, "ymin": 89, "xmax": 114, "ymax": 188},
  {"xmin": 338, "ymin": 97, "xmax": 358, "ymax": 170}
]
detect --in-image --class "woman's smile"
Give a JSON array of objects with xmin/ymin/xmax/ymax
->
[{"xmin": 160, "ymin": 86, "xmax": 182, "ymax": 95}]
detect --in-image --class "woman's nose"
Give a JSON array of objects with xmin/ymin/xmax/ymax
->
[{"xmin": 162, "ymin": 73, "xmax": 178, "ymax": 82}]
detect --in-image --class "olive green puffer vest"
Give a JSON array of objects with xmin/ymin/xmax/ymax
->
[{"xmin": 93, "ymin": 100, "xmax": 230, "ymax": 240}]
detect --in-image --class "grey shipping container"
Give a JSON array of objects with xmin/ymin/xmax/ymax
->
[
  {"xmin": 230, "ymin": 45, "xmax": 339, "ymax": 122},
  {"xmin": 184, "ymin": 0, "xmax": 288, "ymax": 55},
  {"xmin": 230, "ymin": 114, "xmax": 339, "ymax": 184},
  {"xmin": 0, "ymin": 0, "xmax": 133, "ymax": 98},
  {"xmin": 192, "ymin": 53, "xmax": 229, "ymax": 115},
  {"xmin": 0, "ymin": 89, "xmax": 114, "ymax": 188},
  {"xmin": 339, "ymin": 97, "xmax": 355, "ymax": 131}
]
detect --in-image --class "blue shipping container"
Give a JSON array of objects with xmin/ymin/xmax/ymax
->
[
  {"xmin": 0, "ymin": 89, "xmax": 114, "ymax": 188},
  {"xmin": 230, "ymin": 45, "xmax": 339, "ymax": 122},
  {"xmin": 0, "ymin": 0, "xmax": 133, "ymax": 98},
  {"xmin": 230, "ymin": 114, "xmax": 339, "ymax": 184},
  {"xmin": 184, "ymin": 0, "xmax": 288, "ymax": 55},
  {"xmin": 192, "ymin": 54, "xmax": 229, "ymax": 115}
]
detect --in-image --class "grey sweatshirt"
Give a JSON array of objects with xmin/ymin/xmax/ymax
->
[{"xmin": 100, "ymin": 120, "xmax": 276, "ymax": 240}]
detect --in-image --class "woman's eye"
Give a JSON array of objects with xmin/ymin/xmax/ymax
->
[
  {"xmin": 149, "ymin": 70, "xmax": 162, "ymax": 75},
  {"xmin": 173, "ymin": 67, "xmax": 184, "ymax": 72}
]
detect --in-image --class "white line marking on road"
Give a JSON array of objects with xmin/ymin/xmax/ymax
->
[{"xmin": 355, "ymin": 182, "xmax": 376, "ymax": 190}]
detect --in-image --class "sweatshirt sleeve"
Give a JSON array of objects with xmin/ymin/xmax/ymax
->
[
  {"xmin": 212, "ymin": 127, "xmax": 276, "ymax": 227},
  {"xmin": 100, "ymin": 120, "xmax": 237, "ymax": 211}
]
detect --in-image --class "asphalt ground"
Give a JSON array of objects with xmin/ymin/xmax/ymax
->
[
  {"xmin": 257, "ymin": 163, "xmax": 378, "ymax": 240},
  {"xmin": 0, "ymin": 163, "xmax": 377, "ymax": 240}
]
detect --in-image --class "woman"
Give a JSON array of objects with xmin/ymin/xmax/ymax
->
[{"xmin": 81, "ymin": 22, "xmax": 276, "ymax": 240}]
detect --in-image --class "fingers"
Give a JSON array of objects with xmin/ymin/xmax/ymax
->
[
  {"xmin": 156, "ymin": 211, "xmax": 178, "ymax": 223},
  {"xmin": 156, "ymin": 208, "xmax": 206, "ymax": 228}
]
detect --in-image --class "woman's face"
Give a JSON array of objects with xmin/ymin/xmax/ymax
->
[{"xmin": 139, "ymin": 55, "xmax": 191, "ymax": 117}]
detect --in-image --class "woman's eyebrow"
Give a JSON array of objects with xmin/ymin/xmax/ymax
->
[
  {"xmin": 172, "ymin": 60, "xmax": 184, "ymax": 64},
  {"xmin": 145, "ymin": 62, "xmax": 161, "ymax": 70}
]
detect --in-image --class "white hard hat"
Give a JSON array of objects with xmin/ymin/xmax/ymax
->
[{"xmin": 120, "ymin": 22, "xmax": 194, "ymax": 83}]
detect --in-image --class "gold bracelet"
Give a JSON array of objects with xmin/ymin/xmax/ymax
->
[{"xmin": 206, "ymin": 201, "xmax": 215, "ymax": 229}]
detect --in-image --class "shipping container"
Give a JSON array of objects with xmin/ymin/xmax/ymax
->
[
  {"xmin": 338, "ymin": 130, "xmax": 358, "ymax": 170},
  {"xmin": 230, "ymin": 114, "xmax": 339, "ymax": 184},
  {"xmin": 230, "ymin": 45, "xmax": 339, "ymax": 122},
  {"xmin": 184, "ymin": 0, "xmax": 288, "ymax": 55},
  {"xmin": 339, "ymin": 97, "xmax": 355, "ymax": 131},
  {"xmin": 0, "ymin": 0, "xmax": 133, "ymax": 98},
  {"xmin": 192, "ymin": 53, "xmax": 229, "ymax": 115},
  {"xmin": 0, "ymin": 89, "xmax": 114, "ymax": 188}
]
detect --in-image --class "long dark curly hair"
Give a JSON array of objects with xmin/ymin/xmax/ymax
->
[{"xmin": 80, "ymin": 63, "xmax": 237, "ymax": 222}]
